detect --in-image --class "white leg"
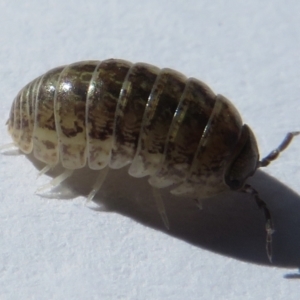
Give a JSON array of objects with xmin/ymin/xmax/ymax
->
[
  {"xmin": 37, "ymin": 165, "xmax": 54, "ymax": 178},
  {"xmin": 86, "ymin": 166, "xmax": 109, "ymax": 202},
  {"xmin": 35, "ymin": 169, "xmax": 74, "ymax": 193},
  {"xmin": 194, "ymin": 198, "xmax": 203, "ymax": 210},
  {"xmin": 0, "ymin": 142, "xmax": 17, "ymax": 151},
  {"xmin": 152, "ymin": 188, "xmax": 170, "ymax": 230}
]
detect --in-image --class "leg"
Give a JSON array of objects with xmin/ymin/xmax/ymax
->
[
  {"xmin": 152, "ymin": 188, "xmax": 170, "ymax": 230},
  {"xmin": 35, "ymin": 169, "xmax": 74, "ymax": 193},
  {"xmin": 259, "ymin": 131, "xmax": 300, "ymax": 167},
  {"xmin": 0, "ymin": 142, "xmax": 18, "ymax": 152},
  {"xmin": 194, "ymin": 198, "xmax": 203, "ymax": 210},
  {"xmin": 86, "ymin": 166, "xmax": 109, "ymax": 202},
  {"xmin": 243, "ymin": 184, "xmax": 274, "ymax": 262},
  {"xmin": 0, "ymin": 143, "xmax": 21, "ymax": 156},
  {"xmin": 37, "ymin": 164, "xmax": 54, "ymax": 178}
]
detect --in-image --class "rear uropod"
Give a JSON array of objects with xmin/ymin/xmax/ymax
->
[{"xmin": 5, "ymin": 58, "xmax": 299, "ymax": 261}]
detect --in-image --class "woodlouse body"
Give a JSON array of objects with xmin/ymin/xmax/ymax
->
[
  {"xmin": 7, "ymin": 58, "xmax": 259, "ymax": 198},
  {"xmin": 7, "ymin": 58, "xmax": 300, "ymax": 261}
]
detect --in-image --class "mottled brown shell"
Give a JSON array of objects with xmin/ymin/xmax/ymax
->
[{"xmin": 7, "ymin": 59, "xmax": 259, "ymax": 198}]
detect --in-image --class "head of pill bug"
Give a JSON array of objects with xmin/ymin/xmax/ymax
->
[{"xmin": 225, "ymin": 124, "xmax": 259, "ymax": 191}]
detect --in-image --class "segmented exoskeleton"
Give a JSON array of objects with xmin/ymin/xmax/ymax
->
[{"xmin": 6, "ymin": 58, "xmax": 300, "ymax": 262}]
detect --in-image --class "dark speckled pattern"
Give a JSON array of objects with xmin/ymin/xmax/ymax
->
[{"xmin": 7, "ymin": 58, "xmax": 259, "ymax": 197}]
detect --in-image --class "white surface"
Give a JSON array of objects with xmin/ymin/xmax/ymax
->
[{"xmin": 1, "ymin": 0, "xmax": 300, "ymax": 299}]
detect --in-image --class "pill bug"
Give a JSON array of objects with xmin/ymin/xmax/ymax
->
[{"xmin": 5, "ymin": 58, "xmax": 299, "ymax": 262}]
